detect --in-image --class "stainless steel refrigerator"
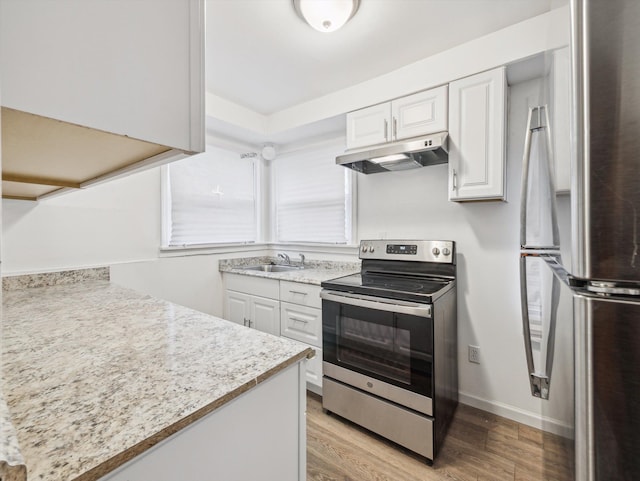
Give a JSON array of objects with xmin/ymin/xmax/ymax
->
[{"xmin": 520, "ymin": 1, "xmax": 640, "ymax": 480}]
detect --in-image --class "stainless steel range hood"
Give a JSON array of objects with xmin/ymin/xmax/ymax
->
[{"xmin": 336, "ymin": 132, "xmax": 448, "ymax": 174}]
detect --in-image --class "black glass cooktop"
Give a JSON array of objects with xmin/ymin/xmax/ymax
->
[{"xmin": 321, "ymin": 272, "xmax": 453, "ymax": 303}]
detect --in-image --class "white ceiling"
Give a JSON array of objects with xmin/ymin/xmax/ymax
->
[{"xmin": 205, "ymin": 0, "xmax": 557, "ymax": 118}]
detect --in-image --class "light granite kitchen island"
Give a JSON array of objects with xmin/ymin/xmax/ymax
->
[{"xmin": 0, "ymin": 269, "xmax": 313, "ymax": 481}]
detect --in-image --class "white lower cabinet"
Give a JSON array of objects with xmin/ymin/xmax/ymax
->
[
  {"xmin": 252, "ymin": 296, "xmax": 280, "ymax": 335},
  {"xmin": 280, "ymin": 300, "xmax": 323, "ymax": 393},
  {"xmin": 224, "ymin": 290, "xmax": 280, "ymax": 336},
  {"xmin": 223, "ymin": 274, "xmax": 280, "ymax": 336},
  {"xmin": 280, "ymin": 302, "xmax": 322, "ymax": 347},
  {"xmin": 223, "ymin": 273, "xmax": 325, "ymax": 393},
  {"xmin": 279, "ymin": 282, "xmax": 323, "ymax": 394}
]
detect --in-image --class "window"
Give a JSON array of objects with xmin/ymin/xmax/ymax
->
[
  {"xmin": 273, "ymin": 142, "xmax": 353, "ymax": 244},
  {"xmin": 164, "ymin": 145, "xmax": 257, "ymax": 246}
]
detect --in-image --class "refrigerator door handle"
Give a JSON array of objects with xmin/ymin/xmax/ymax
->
[
  {"xmin": 519, "ymin": 107, "xmax": 535, "ymax": 248},
  {"xmin": 520, "ymin": 252, "xmax": 561, "ymax": 400},
  {"xmin": 519, "ymin": 105, "xmax": 561, "ymax": 249}
]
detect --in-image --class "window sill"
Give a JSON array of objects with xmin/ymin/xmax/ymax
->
[
  {"xmin": 159, "ymin": 242, "xmax": 360, "ymax": 258},
  {"xmin": 159, "ymin": 242, "xmax": 269, "ymax": 257}
]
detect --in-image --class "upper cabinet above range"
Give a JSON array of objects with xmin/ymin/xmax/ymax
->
[
  {"xmin": 346, "ymin": 86, "xmax": 448, "ymax": 150},
  {"xmin": 0, "ymin": 0, "xmax": 205, "ymax": 201}
]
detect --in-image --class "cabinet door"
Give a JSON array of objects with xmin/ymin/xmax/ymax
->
[
  {"xmin": 550, "ymin": 46, "xmax": 571, "ymax": 194},
  {"xmin": 224, "ymin": 291, "xmax": 251, "ymax": 327},
  {"xmin": 346, "ymin": 103, "xmax": 391, "ymax": 150},
  {"xmin": 0, "ymin": 0, "xmax": 204, "ymax": 152},
  {"xmin": 448, "ymin": 67, "xmax": 507, "ymax": 201},
  {"xmin": 251, "ymin": 297, "xmax": 281, "ymax": 336},
  {"xmin": 391, "ymin": 86, "xmax": 448, "ymax": 141}
]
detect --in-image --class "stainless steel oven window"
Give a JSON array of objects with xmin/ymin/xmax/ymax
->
[
  {"xmin": 337, "ymin": 315, "xmax": 412, "ymax": 385},
  {"xmin": 322, "ymin": 298, "xmax": 434, "ymax": 398}
]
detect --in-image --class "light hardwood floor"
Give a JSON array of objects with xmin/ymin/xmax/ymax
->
[{"xmin": 306, "ymin": 393, "xmax": 573, "ymax": 481}]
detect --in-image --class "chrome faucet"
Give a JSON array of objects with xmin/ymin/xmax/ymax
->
[{"xmin": 277, "ymin": 252, "xmax": 290, "ymax": 265}]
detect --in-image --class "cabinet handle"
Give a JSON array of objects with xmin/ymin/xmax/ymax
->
[
  {"xmin": 290, "ymin": 316, "xmax": 309, "ymax": 323},
  {"xmin": 452, "ymin": 169, "xmax": 457, "ymax": 191},
  {"xmin": 384, "ymin": 119, "xmax": 388, "ymax": 141},
  {"xmin": 289, "ymin": 290, "xmax": 308, "ymax": 296},
  {"xmin": 393, "ymin": 117, "xmax": 397, "ymax": 140}
]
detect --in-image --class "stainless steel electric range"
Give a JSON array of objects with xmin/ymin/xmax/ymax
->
[{"xmin": 320, "ymin": 239, "xmax": 458, "ymax": 462}]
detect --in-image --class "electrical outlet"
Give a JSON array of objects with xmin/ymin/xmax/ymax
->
[{"xmin": 468, "ymin": 345, "xmax": 480, "ymax": 364}]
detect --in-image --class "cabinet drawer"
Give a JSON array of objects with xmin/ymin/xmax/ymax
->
[
  {"xmin": 280, "ymin": 302, "xmax": 322, "ymax": 348},
  {"xmin": 224, "ymin": 273, "xmax": 279, "ymax": 299},
  {"xmin": 280, "ymin": 281, "xmax": 322, "ymax": 309}
]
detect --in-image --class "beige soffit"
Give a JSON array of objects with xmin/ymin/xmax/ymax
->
[{"xmin": 1, "ymin": 107, "xmax": 174, "ymax": 201}]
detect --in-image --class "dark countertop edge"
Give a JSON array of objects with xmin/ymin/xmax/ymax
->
[
  {"xmin": 73, "ymin": 347, "xmax": 314, "ymax": 481},
  {"xmin": 0, "ymin": 461, "xmax": 27, "ymax": 481}
]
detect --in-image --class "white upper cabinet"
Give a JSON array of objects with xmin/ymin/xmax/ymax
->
[
  {"xmin": 1, "ymin": 0, "xmax": 204, "ymax": 151},
  {"xmin": 550, "ymin": 46, "xmax": 571, "ymax": 194},
  {"xmin": 448, "ymin": 67, "xmax": 507, "ymax": 201},
  {"xmin": 346, "ymin": 103, "xmax": 391, "ymax": 149},
  {"xmin": 346, "ymin": 86, "xmax": 448, "ymax": 150},
  {"xmin": 391, "ymin": 86, "xmax": 448, "ymax": 141},
  {"xmin": 0, "ymin": 0, "xmax": 205, "ymax": 200}
]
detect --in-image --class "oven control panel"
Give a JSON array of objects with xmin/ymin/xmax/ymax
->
[
  {"xmin": 386, "ymin": 244, "xmax": 418, "ymax": 255},
  {"xmin": 360, "ymin": 240, "xmax": 455, "ymax": 263}
]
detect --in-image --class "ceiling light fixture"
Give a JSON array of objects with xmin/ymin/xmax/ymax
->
[{"xmin": 293, "ymin": 0, "xmax": 360, "ymax": 33}]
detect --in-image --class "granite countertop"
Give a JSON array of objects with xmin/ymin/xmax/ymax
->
[
  {"xmin": 1, "ymin": 274, "xmax": 313, "ymax": 481},
  {"xmin": 219, "ymin": 256, "xmax": 361, "ymax": 285}
]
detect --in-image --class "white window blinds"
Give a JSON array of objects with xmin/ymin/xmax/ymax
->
[
  {"xmin": 167, "ymin": 146, "xmax": 257, "ymax": 246},
  {"xmin": 274, "ymin": 143, "xmax": 352, "ymax": 244}
]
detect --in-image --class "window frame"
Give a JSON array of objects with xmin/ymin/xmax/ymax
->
[
  {"xmin": 270, "ymin": 139, "xmax": 357, "ymax": 246},
  {"xmin": 160, "ymin": 144, "xmax": 262, "ymax": 249},
  {"xmin": 160, "ymin": 137, "xmax": 358, "ymax": 253}
]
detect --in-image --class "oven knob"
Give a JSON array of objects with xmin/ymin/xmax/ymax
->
[
  {"xmin": 432, "ymin": 247, "xmax": 440, "ymax": 256},
  {"xmin": 369, "ymin": 246, "xmax": 375, "ymax": 253},
  {"xmin": 362, "ymin": 245, "xmax": 369, "ymax": 253},
  {"xmin": 443, "ymin": 247, "xmax": 451, "ymax": 256}
]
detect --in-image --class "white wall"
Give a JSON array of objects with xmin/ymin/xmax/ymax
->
[
  {"xmin": 2, "ymin": 168, "xmax": 161, "ymax": 275},
  {"xmin": 110, "ymin": 249, "xmax": 270, "ymax": 317},
  {"xmin": 356, "ymin": 76, "xmax": 572, "ymax": 432}
]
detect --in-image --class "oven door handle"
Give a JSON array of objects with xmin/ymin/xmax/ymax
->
[{"xmin": 320, "ymin": 290, "xmax": 432, "ymax": 318}]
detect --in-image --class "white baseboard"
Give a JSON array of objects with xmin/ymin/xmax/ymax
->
[
  {"xmin": 306, "ymin": 383, "xmax": 322, "ymax": 396},
  {"xmin": 458, "ymin": 391, "xmax": 573, "ymax": 438}
]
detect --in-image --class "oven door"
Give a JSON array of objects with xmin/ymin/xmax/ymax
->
[{"xmin": 321, "ymin": 290, "xmax": 433, "ymax": 414}]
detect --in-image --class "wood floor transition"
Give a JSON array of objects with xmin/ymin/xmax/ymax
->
[{"xmin": 306, "ymin": 392, "xmax": 573, "ymax": 481}]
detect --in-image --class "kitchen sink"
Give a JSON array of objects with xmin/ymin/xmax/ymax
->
[{"xmin": 241, "ymin": 264, "xmax": 304, "ymax": 273}]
